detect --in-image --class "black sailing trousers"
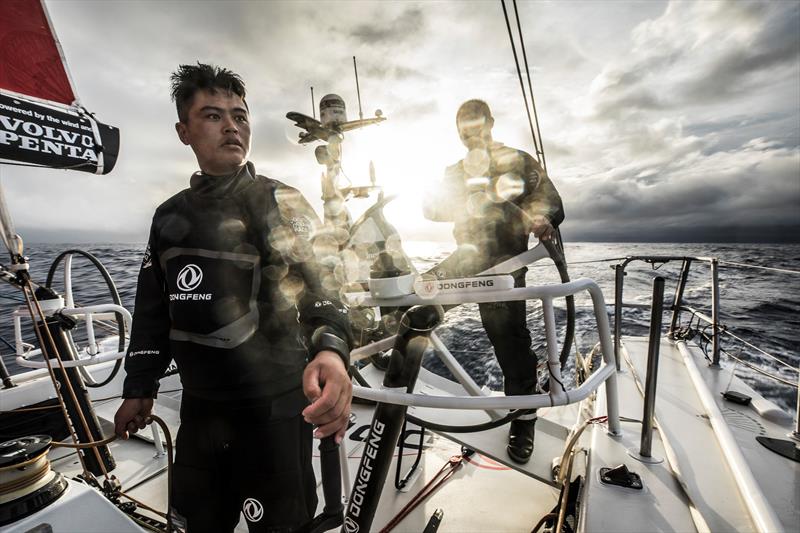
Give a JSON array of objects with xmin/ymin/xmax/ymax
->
[
  {"xmin": 171, "ymin": 389, "xmax": 317, "ymax": 533},
  {"xmin": 428, "ymin": 249, "xmax": 539, "ymax": 397}
]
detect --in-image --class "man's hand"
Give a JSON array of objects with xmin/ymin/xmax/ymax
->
[
  {"xmin": 302, "ymin": 350, "xmax": 352, "ymax": 444},
  {"xmin": 114, "ymin": 398, "xmax": 154, "ymax": 439},
  {"xmin": 529, "ymin": 214, "xmax": 555, "ymax": 241}
]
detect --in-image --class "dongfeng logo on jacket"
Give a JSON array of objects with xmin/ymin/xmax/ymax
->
[
  {"xmin": 177, "ymin": 264, "xmax": 203, "ymax": 291},
  {"xmin": 170, "ymin": 264, "xmax": 212, "ymax": 301}
]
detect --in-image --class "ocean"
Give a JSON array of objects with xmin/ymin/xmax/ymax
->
[{"xmin": 1, "ymin": 242, "xmax": 798, "ymax": 415}]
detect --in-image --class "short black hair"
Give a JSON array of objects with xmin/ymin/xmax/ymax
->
[
  {"xmin": 170, "ymin": 63, "xmax": 247, "ymax": 123},
  {"xmin": 456, "ymin": 99, "xmax": 492, "ymax": 122}
]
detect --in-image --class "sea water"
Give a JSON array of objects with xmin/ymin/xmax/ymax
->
[{"xmin": 1, "ymin": 242, "xmax": 798, "ymax": 414}]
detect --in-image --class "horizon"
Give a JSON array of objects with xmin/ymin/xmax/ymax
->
[{"xmin": 17, "ymin": 229, "xmax": 800, "ymax": 247}]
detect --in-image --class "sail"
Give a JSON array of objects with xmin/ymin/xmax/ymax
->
[
  {"xmin": 0, "ymin": 0, "xmax": 119, "ymax": 175},
  {"xmin": 0, "ymin": 0, "xmax": 76, "ymax": 106}
]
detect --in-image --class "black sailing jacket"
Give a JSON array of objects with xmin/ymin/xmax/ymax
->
[
  {"xmin": 424, "ymin": 143, "xmax": 564, "ymax": 270},
  {"xmin": 122, "ymin": 162, "xmax": 350, "ymax": 400}
]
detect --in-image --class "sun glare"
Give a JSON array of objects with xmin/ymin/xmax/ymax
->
[{"xmin": 332, "ymin": 116, "xmax": 462, "ymax": 244}]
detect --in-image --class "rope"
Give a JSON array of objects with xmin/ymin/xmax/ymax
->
[
  {"xmin": 0, "ymin": 456, "xmax": 50, "ymax": 496},
  {"xmin": 141, "ymin": 414, "xmax": 174, "ymax": 531},
  {"xmin": 0, "ymin": 404, "xmax": 62, "ymax": 413},
  {"xmin": 379, "ymin": 451, "xmax": 470, "ymax": 533},
  {"xmin": 51, "ymin": 433, "xmax": 116, "ymax": 449},
  {"xmin": 49, "ymin": 414, "xmax": 175, "ymax": 531},
  {"xmin": 21, "ymin": 279, "xmax": 93, "ymax": 477},
  {"xmin": 0, "ymin": 389, "xmax": 183, "ymax": 415},
  {"xmin": 531, "ymin": 513, "xmax": 557, "ymax": 533}
]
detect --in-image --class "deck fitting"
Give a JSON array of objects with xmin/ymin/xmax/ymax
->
[{"xmin": 599, "ymin": 464, "xmax": 643, "ymax": 489}]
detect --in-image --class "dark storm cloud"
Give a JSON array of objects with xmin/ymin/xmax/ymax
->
[
  {"xmin": 562, "ymin": 139, "xmax": 800, "ymax": 241},
  {"xmin": 347, "ymin": 7, "xmax": 425, "ymax": 44},
  {"xmin": 589, "ymin": 1, "xmax": 799, "ymax": 119},
  {"xmin": 560, "ymin": 1, "xmax": 800, "ymax": 242},
  {"xmin": 688, "ymin": 111, "xmax": 800, "ymax": 154},
  {"xmin": 680, "ymin": 3, "xmax": 800, "ymax": 102}
]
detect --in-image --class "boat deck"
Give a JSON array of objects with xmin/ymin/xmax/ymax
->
[
  {"xmin": 583, "ymin": 336, "xmax": 799, "ymax": 532},
  {"xmin": 25, "ymin": 334, "xmax": 800, "ymax": 532}
]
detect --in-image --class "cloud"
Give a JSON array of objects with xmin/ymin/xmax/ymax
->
[
  {"xmin": 562, "ymin": 137, "xmax": 800, "ymax": 234},
  {"xmin": 541, "ymin": 0, "xmax": 800, "ymax": 241},
  {"xmin": 347, "ymin": 7, "xmax": 425, "ymax": 45},
  {"xmin": 588, "ymin": 0, "xmax": 800, "ymax": 119},
  {"xmin": 3, "ymin": 1, "xmax": 797, "ymax": 244}
]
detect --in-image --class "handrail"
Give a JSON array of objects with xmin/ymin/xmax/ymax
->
[
  {"xmin": 350, "ymin": 277, "xmax": 621, "ymax": 435},
  {"xmin": 17, "ymin": 349, "xmax": 125, "ymax": 369},
  {"xmin": 348, "ymin": 277, "xmax": 599, "ymax": 307},
  {"xmin": 14, "ymin": 303, "xmax": 131, "ymax": 369},
  {"xmin": 613, "ymin": 256, "xmax": 723, "ymax": 365},
  {"xmin": 613, "ymin": 254, "xmax": 799, "ymax": 448}
]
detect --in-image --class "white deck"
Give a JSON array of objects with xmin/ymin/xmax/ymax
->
[
  {"xmin": 5, "ymin": 334, "xmax": 798, "ymax": 532},
  {"xmin": 582, "ymin": 336, "xmax": 799, "ymax": 533}
]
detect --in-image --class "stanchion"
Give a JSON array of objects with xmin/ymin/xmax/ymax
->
[{"xmin": 639, "ymin": 276, "xmax": 664, "ymax": 460}]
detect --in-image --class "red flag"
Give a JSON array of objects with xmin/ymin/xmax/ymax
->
[{"xmin": 0, "ymin": 0, "xmax": 76, "ymax": 106}]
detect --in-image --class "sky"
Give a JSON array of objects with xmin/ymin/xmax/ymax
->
[{"xmin": 1, "ymin": 0, "xmax": 798, "ymax": 244}]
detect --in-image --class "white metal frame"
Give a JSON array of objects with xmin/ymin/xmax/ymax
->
[
  {"xmin": 14, "ymin": 304, "xmax": 131, "ymax": 369},
  {"xmin": 347, "ymin": 277, "xmax": 621, "ymax": 435}
]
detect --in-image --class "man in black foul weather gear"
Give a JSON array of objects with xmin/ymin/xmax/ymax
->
[
  {"xmin": 113, "ymin": 64, "xmax": 352, "ymax": 533},
  {"xmin": 423, "ymin": 99, "xmax": 564, "ymax": 465}
]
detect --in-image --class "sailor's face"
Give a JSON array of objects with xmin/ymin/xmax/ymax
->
[
  {"xmin": 457, "ymin": 113, "xmax": 491, "ymax": 149},
  {"xmin": 176, "ymin": 89, "xmax": 251, "ymax": 176}
]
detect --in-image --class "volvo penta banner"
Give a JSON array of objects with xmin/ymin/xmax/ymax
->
[{"xmin": 0, "ymin": 92, "xmax": 119, "ymax": 174}]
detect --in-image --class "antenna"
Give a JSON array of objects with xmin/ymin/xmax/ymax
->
[
  {"xmin": 353, "ymin": 56, "xmax": 364, "ymax": 120},
  {"xmin": 310, "ymin": 86, "xmax": 315, "ymax": 120}
]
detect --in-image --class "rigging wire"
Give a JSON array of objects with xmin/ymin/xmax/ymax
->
[
  {"xmin": 511, "ymin": 0, "xmax": 547, "ymax": 171},
  {"xmin": 675, "ymin": 316, "xmax": 797, "ymax": 388},
  {"xmin": 526, "ymin": 256, "xmax": 629, "ymax": 268},
  {"xmin": 719, "ymin": 329, "xmax": 798, "ymax": 372},
  {"xmin": 500, "ymin": 0, "xmax": 541, "ymax": 165},
  {"xmin": 718, "ymin": 260, "xmax": 800, "ymax": 276},
  {"xmin": 721, "ymin": 349, "xmax": 798, "ymax": 389}
]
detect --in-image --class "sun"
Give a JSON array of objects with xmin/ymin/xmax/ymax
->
[{"xmin": 333, "ymin": 116, "xmax": 462, "ymax": 245}]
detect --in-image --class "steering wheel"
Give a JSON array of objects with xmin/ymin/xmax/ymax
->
[{"xmin": 44, "ymin": 249, "xmax": 126, "ymax": 387}]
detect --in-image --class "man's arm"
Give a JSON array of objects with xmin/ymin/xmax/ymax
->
[
  {"xmin": 520, "ymin": 155, "xmax": 565, "ymax": 241},
  {"xmin": 114, "ymin": 223, "xmax": 173, "ymax": 438},
  {"xmin": 274, "ymin": 184, "xmax": 354, "ymax": 443}
]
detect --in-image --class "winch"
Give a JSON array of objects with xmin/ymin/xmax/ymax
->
[{"xmin": 0, "ymin": 435, "xmax": 67, "ymax": 526}]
